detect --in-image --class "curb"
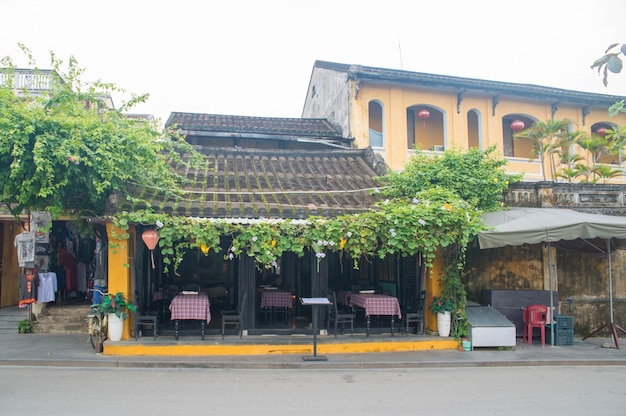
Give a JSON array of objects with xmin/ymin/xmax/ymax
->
[{"xmin": 2, "ymin": 358, "xmax": 625, "ymax": 369}]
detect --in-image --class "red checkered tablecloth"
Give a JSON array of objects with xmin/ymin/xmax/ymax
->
[
  {"xmin": 169, "ymin": 294, "xmax": 211, "ymax": 323},
  {"xmin": 350, "ymin": 294, "xmax": 402, "ymax": 319},
  {"xmin": 260, "ymin": 291, "xmax": 294, "ymax": 309}
]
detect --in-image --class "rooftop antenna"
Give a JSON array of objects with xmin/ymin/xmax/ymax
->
[{"xmin": 396, "ymin": 25, "xmax": 404, "ymax": 70}]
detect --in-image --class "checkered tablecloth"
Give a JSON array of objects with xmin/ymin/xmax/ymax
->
[
  {"xmin": 350, "ymin": 294, "xmax": 402, "ymax": 319},
  {"xmin": 260, "ymin": 291, "xmax": 294, "ymax": 309},
  {"xmin": 169, "ymin": 294, "xmax": 211, "ymax": 323}
]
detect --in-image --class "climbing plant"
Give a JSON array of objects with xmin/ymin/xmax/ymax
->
[{"xmin": 0, "ymin": 45, "xmax": 205, "ymax": 225}]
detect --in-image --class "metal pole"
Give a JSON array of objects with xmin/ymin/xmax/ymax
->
[
  {"xmin": 548, "ymin": 243, "xmax": 554, "ymax": 347},
  {"xmin": 607, "ymin": 239, "xmax": 614, "ymax": 324}
]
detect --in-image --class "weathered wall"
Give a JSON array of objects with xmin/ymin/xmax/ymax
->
[
  {"xmin": 465, "ymin": 244, "xmax": 545, "ymax": 300},
  {"xmin": 465, "ymin": 244, "xmax": 626, "ymax": 336},
  {"xmin": 557, "ymin": 249, "xmax": 626, "ymax": 335}
]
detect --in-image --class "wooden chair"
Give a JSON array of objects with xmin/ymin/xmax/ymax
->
[
  {"xmin": 134, "ymin": 303, "xmax": 158, "ymax": 341},
  {"xmin": 404, "ymin": 290, "xmax": 426, "ymax": 335},
  {"xmin": 221, "ymin": 290, "xmax": 247, "ymax": 339},
  {"xmin": 327, "ymin": 291, "xmax": 355, "ymax": 337}
]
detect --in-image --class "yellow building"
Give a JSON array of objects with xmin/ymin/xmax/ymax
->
[{"xmin": 302, "ymin": 61, "xmax": 626, "ymax": 182}]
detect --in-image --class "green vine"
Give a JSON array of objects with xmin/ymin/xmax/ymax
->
[
  {"xmin": 111, "ymin": 187, "xmax": 486, "ymax": 277},
  {"xmin": 441, "ymin": 244, "xmax": 469, "ymax": 339}
]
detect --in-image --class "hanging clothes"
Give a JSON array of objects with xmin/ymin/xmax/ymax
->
[
  {"xmin": 92, "ymin": 237, "xmax": 107, "ymax": 304},
  {"xmin": 18, "ymin": 268, "xmax": 38, "ymax": 307},
  {"xmin": 14, "ymin": 231, "xmax": 36, "ymax": 268},
  {"xmin": 58, "ymin": 246, "xmax": 77, "ymax": 291},
  {"xmin": 76, "ymin": 262, "xmax": 87, "ymax": 293},
  {"xmin": 37, "ymin": 272, "xmax": 58, "ymax": 303},
  {"xmin": 93, "ymin": 239, "xmax": 107, "ymax": 288}
]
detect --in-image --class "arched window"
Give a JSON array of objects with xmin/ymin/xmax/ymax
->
[
  {"xmin": 467, "ymin": 109, "xmax": 481, "ymax": 148},
  {"xmin": 591, "ymin": 122, "xmax": 620, "ymax": 165},
  {"xmin": 407, "ymin": 105, "xmax": 445, "ymax": 150},
  {"xmin": 502, "ymin": 115, "xmax": 534, "ymax": 158},
  {"xmin": 368, "ymin": 100, "xmax": 384, "ymax": 148}
]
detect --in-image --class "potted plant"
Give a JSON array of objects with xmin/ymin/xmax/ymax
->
[
  {"xmin": 430, "ymin": 295, "xmax": 454, "ymax": 337},
  {"xmin": 17, "ymin": 318, "xmax": 33, "ymax": 334},
  {"xmin": 98, "ymin": 292, "xmax": 136, "ymax": 341}
]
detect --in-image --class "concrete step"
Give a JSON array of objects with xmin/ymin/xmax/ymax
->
[
  {"xmin": 31, "ymin": 303, "xmax": 91, "ymax": 334},
  {"xmin": 32, "ymin": 320, "xmax": 88, "ymax": 334},
  {"xmin": 0, "ymin": 306, "xmax": 29, "ymax": 334}
]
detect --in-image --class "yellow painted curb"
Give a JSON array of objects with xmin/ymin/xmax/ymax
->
[{"xmin": 104, "ymin": 339, "xmax": 459, "ymax": 356}]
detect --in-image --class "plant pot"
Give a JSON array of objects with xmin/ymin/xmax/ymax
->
[
  {"xmin": 437, "ymin": 311, "xmax": 451, "ymax": 337},
  {"xmin": 462, "ymin": 339, "xmax": 472, "ymax": 351},
  {"xmin": 108, "ymin": 313, "xmax": 124, "ymax": 342}
]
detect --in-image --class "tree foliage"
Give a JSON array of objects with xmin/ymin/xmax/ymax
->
[
  {"xmin": 378, "ymin": 145, "xmax": 522, "ymax": 211},
  {"xmin": 0, "ymin": 45, "xmax": 203, "ymax": 223},
  {"xmin": 591, "ymin": 43, "xmax": 626, "ymax": 86},
  {"xmin": 513, "ymin": 119, "xmax": 572, "ymax": 181}
]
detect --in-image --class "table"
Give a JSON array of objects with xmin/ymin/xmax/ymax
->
[
  {"xmin": 169, "ymin": 293, "xmax": 211, "ymax": 340},
  {"xmin": 260, "ymin": 290, "xmax": 293, "ymax": 323},
  {"xmin": 350, "ymin": 294, "xmax": 402, "ymax": 336}
]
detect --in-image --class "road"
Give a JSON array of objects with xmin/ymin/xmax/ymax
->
[{"xmin": 1, "ymin": 366, "xmax": 625, "ymax": 415}]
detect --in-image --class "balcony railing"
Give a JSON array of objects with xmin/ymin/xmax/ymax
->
[
  {"xmin": 0, "ymin": 68, "xmax": 57, "ymax": 92},
  {"xmin": 505, "ymin": 182, "xmax": 626, "ymax": 215}
]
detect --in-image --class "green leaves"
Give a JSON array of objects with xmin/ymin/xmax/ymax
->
[
  {"xmin": 1, "ymin": 49, "xmax": 205, "ymax": 222},
  {"xmin": 379, "ymin": 146, "xmax": 520, "ymax": 212},
  {"xmin": 591, "ymin": 43, "xmax": 626, "ymax": 87},
  {"xmin": 114, "ymin": 186, "xmax": 486, "ymax": 274}
]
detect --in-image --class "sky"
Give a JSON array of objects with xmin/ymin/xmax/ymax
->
[{"xmin": 2, "ymin": 0, "xmax": 626, "ymax": 127}]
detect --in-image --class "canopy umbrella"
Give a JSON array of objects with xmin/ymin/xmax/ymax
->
[{"xmin": 478, "ymin": 208, "xmax": 626, "ymax": 348}]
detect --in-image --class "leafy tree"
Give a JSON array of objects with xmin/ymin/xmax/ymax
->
[
  {"xmin": 0, "ymin": 46, "xmax": 202, "ymax": 224},
  {"xmin": 593, "ymin": 164, "xmax": 622, "ymax": 183},
  {"xmin": 378, "ymin": 145, "xmax": 522, "ymax": 212},
  {"xmin": 591, "ymin": 43, "xmax": 626, "ymax": 86},
  {"xmin": 513, "ymin": 119, "xmax": 571, "ymax": 181},
  {"xmin": 592, "ymin": 43, "xmax": 626, "ymax": 117},
  {"xmin": 555, "ymin": 152, "xmax": 584, "ymax": 183}
]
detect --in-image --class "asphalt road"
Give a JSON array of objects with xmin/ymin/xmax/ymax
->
[{"xmin": 2, "ymin": 365, "xmax": 625, "ymax": 416}]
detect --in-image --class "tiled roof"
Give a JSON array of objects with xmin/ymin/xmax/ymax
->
[
  {"xmin": 166, "ymin": 112, "xmax": 344, "ymax": 140},
  {"xmin": 315, "ymin": 60, "xmax": 626, "ymax": 107},
  {"xmin": 107, "ymin": 146, "xmax": 387, "ymax": 219}
]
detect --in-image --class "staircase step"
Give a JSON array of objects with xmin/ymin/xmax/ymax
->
[
  {"xmin": 40, "ymin": 304, "xmax": 92, "ymax": 316},
  {"xmin": 36, "ymin": 313, "xmax": 89, "ymax": 323},
  {"xmin": 0, "ymin": 306, "xmax": 29, "ymax": 334},
  {"xmin": 32, "ymin": 321, "xmax": 88, "ymax": 334}
]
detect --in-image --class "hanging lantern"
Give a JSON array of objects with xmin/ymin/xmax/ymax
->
[
  {"xmin": 596, "ymin": 127, "xmax": 607, "ymax": 137},
  {"xmin": 142, "ymin": 230, "xmax": 159, "ymax": 269},
  {"xmin": 510, "ymin": 119, "xmax": 525, "ymax": 133},
  {"xmin": 418, "ymin": 109, "xmax": 430, "ymax": 127}
]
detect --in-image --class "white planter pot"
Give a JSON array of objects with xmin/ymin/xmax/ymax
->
[
  {"xmin": 437, "ymin": 311, "xmax": 451, "ymax": 337},
  {"xmin": 107, "ymin": 313, "xmax": 124, "ymax": 342}
]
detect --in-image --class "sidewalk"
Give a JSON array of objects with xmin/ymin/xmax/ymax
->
[{"xmin": 1, "ymin": 333, "xmax": 625, "ymax": 369}]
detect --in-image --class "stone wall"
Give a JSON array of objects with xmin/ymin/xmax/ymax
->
[{"xmin": 505, "ymin": 182, "xmax": 626, "ymax": 215}]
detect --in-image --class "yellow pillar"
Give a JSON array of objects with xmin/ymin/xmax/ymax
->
[
  {"xmin": 106, "ymin": 222, "xmax": 132, "ymax": 339},
  {"xmin": 425, "ymin": 249, "xmax": 445, "ymax": 333}
]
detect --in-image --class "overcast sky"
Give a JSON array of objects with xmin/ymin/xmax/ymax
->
[{"xmin": 2, "ymin": 0, "xmax": 626, "ymax": 126}]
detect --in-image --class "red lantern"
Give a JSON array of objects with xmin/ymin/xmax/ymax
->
[
  {"xmin": 418, "ymin": 109, "xmax": 430, "ymax": 126},
  {"xmin": 142, "ymin": 230, "xmax": 159, "ymax": 268},
  {"xmin": 510, "ymin": 119, "xmax": 525, "ymax": 133},
  {"xmin": 142, "ymin": 230, "xmax": 159, "ymax": 250},
  {"xmin": 596, "ymin": 127, "xmax": 607, "ymax": 137}
]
